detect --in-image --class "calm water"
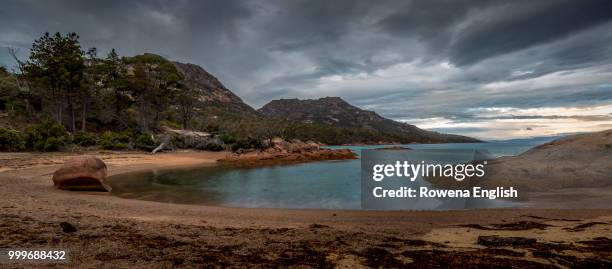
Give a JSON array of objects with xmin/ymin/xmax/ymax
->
[{"xmin": 108, "ymin": 137, "xmax": 555, "ymax": 210}]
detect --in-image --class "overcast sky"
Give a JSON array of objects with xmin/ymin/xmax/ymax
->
[{"xmin": 1, "ymin": 0, "xmax": 612, "ymax": 139}]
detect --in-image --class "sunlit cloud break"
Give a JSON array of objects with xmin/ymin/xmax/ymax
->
[{"xmin": 401, "ymin": 104, "xmax": 612, "ymax": 140}]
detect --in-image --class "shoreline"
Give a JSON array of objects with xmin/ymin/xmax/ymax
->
[
  {"xmin": 218, "ymin": 148, "xmax": 357, "ymax": 168},
  {"xmin": 1, "ymin": 151, "xmax": 612, "ymax": 267}
]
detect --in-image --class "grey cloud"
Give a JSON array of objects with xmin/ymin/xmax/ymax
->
[
  {"xmin": 0, "ymin": 0, "xmax": 254, "ymax": 71},
  {"xmin": 261, "ymin": 0, "xmax": 376, "ymax": 52},
  {"xmin": 1, "ymin": 0, "xmax": 612, "ymax": 138},
  {"xmin": 376, "ymin": 0, "xmax": 493, "ymax": 52},
  {"xmin": 449, "ymin": 0, "xmax": 612, "ymax": 66},
  {"xmin": 477, "ymin": 85, "xmax": 612, "ymax": 109}
]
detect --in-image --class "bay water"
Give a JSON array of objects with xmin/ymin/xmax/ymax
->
[{"xmin": 108, "ymin": 137, "xmax": 555, "ymax": 210}]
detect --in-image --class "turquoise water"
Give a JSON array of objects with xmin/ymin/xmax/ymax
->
[{"xmin": 108, "ymin": 137, "xmax": 554, "ymax": 210}]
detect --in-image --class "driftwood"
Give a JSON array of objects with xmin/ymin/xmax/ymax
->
[{"xmin": 151, "ymin": 142, "xmax": 166, "ymax": 154}]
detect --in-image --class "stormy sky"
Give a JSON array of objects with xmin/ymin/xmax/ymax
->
[{"xmin": 1, "ymin": 0, "xmax": 612, "ymax": 139}]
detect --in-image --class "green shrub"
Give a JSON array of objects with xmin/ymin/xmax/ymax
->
[
  {"xmin": 135, "ymin": 133, "xmax": 156, "ymax": 151},
  {"xmin": 42, "ymin": 136, "xmax": 64, "ymax": 151},
  {"xmin": 219, "ymin": 133, "xmax": 237, "ymax": 144},
  {"xmin": 230, "ymin": 137, "xmax": 262, "ymax": 152},
  {"xmin": 111, "ymin": 142, "xmax": 129, "ymax": 150},
  {"xmin": 25, "ymin": 120, "xmax": 69, "ymax": 151},
  {"xmin": 72, "ymin": 131, "xmax": 97, "ymax": 147},
  {"xmin": 170, "ymin": 134, "xmax": 186, "ymax": 148},
  {"xmin": 99, "ymin": 131, "xmax": 132, "ymax": 150},
  {"xmin": 204, "ymin": 143, "xmax": 224, "ymax": 152},
  {"xmin": 161, "ymin": 120, "xmax": 181, "ymax": 130},
  {"xmin": 0, "ymin": 128, "xmax": 26, "ymax": 151}
]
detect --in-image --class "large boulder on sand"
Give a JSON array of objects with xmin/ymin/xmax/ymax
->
[{"xmin": 52, "ymin": 156, "xmax": 111, "ymax": 192}]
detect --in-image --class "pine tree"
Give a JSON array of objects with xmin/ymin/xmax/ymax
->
[
  {"xmin": 99, "ymin": 49, "xmax": 130, "ymax": 128},
  {"xmin": 23, "ymin": 32, "xmax": 86, "ymax": 132}
]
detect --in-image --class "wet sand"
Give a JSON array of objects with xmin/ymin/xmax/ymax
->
[{"xmin": 1, "ymin": 151, "xmax": 611, "ymax": 268}]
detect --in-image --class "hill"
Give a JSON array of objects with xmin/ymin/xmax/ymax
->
[
  {"xmin": 258, "ymin": 97, "xmax": 479, "ymax": 143},
  {"xmin": 172, "ymin": 61, "xmax": 257, "ymax": 118}
]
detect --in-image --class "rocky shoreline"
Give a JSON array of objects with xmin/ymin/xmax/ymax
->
[
  {"xmin": 426, "ymin": 129, "xmax": 612, "ymax": 192},
  {"xmin": 218, "ymin": 138, "xmax": 357, "ymax": 167}
]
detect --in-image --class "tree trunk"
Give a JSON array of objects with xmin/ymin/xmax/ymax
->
[
  {"xmin": 68, "ymin": 90, "xmax": 75, "ymax": 133},
  {"xmin": 71, "ymin": 107, "xmax": 76, "ymax": 133},
  {"xmin": 58, "ymin": 103, "xmax": 63, "ymax": 124},
  {"xmin": 141, "ymin": 101, "xmax": 148, "ymax": 132},
  {"xmin": 114, "ymin": 90, "xmax": 121, "ymax": 117},
  {"xmin": 25, "ymin": 99, "xmax": 32, "ymax": 121},
  {"xmin": 81, "ymin": 102, "xmax": 87, "ymax": 132},
  {"xmin": 114, "ymin": 115, "xmax": 128, "ymax": 129},
  {"xmin": 54, "ymin": 87, "xmax": 61, "ymax": 123},
  {"xmin": 154, "ymin": 110, "xmax": 160, "ymax": 129}
]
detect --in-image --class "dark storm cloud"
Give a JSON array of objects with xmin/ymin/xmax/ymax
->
[
  {"xmin": 448, "ymin": 0, "xmax": 612, "ymax": 66},
  {"xmin": 262, "ymin": 0, "xmax": 375, "ymax": 52},
  {"xmin": 376, "ymin": 0, "xmax": 494, "ymax": 52},
  {"xmin": 2, "ymin": 0, "xmax": 610, "ymax": 84},
  {"xmin": 1, "ymin": 0, "xmax": 611, "ymax": 138},
  {"xmin": 0, "ymin": 0, "xmax": 253, "ymax": 72}
]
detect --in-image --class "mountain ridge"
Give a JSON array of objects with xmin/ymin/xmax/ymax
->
[
  {"xmin": 115, "ymin": 53, "xmax": 479, "ymax": 144},
  {"xmin": 172, "ymin": 61, "xmax": 257, "ymax": 116},
  {"xmin": 258, "ymin": 96, "xmax": 479, "ymax": 143}
]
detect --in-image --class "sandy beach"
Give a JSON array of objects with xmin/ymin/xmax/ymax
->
[{"xmin": 1, "ymin": 151, "xmax": 611, "ymax": 268}]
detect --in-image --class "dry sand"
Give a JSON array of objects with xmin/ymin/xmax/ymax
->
[{"xmin": 1, "ymin": 151, "xmax": 611, "ymax": 268}]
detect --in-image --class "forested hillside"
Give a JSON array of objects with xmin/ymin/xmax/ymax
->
[
  {"xmin": 0, "ymin": 32, "xmax": 476, "ymax": 152},
  {"xmin": 259, "ymin": 97, "xmax": 478, "ymax": 143}
]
